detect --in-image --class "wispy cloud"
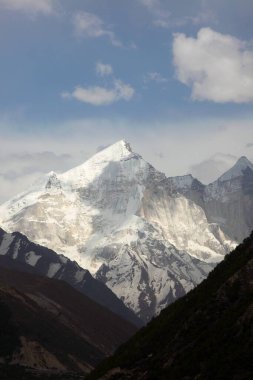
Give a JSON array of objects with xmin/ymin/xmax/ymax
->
[
  {"xmin": 173, "ymin": 28, "xmax": 253, "ymax": 103},
  {"xmin": 139, "ymin": 0, "xmax": 216, "ymax": 29},
  {"xmin": 62, "ymin": 80, "xmax": 134, "ymax": 106},
  {"xmin": 0, "ymin": 0, "xmax": 56, "ymax": 15},
  {"xmin": 144, "ymin": 72, "xmax": 168, "ymax": 84},
  {"xmin": 73, "ymin": 11, "xmax": 122, "ymax": 47},
  {"xmin": 96, "ymin": 62, "xmax": 113, "ymax": 77},
  {"xmin": 138, "ymin": 0, "xmax": 171, "ymax": 28},
  {"xmin": 62, "ymin": 62, "xmax": 134, "ymax": 106}
]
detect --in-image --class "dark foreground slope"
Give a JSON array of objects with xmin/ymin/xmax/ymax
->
[
  {"xmin": 89, "ymin": 232, "xmax": 253, "ymax": 380},
  {"xmin": 0, "ymin": 267, "xmax": 137, "ymax": 378},
  {"xmin": 0, "ymin": 228, "xmax": 141, "ymax": 327}
]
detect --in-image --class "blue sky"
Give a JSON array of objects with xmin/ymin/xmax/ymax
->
[{"xmin": 0, "ymin": 0, "xmax": 253, "ymax": 201}]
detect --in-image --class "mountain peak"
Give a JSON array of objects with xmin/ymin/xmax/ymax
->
[
  {"xmin": 82, "ymin": 139, "xmax": 137, "ymax": 167},
  {"xmin": 218, "ymin": 156, "xmax": 253, "ymax": 182},
  {"xmin": 236, "ymin": 156, "xmax": 252, "ymax": 166},
  {"xmin": 117, "ymin": 139, "xmax": 132, "ymax": 151},
  {"xmin": 60, "ymin": 139, "xmax": 141, "ymax": 186},
  {"xmin": 98, "ymin": 139, "xmax": 133, "ymax": 158}
]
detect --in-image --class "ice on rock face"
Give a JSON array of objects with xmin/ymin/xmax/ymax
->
[{"xmin": 0, "ymin": 140, "xmax": 237, "ymax": 321}]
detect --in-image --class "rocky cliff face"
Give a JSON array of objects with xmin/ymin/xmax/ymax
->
[
  {"xmin": 204, "ymin": 157, "xmax": 253, "ymax": 241},
  {"xmin": 0, "ymin": 140, "xmax": 236, "ymax": 321}
]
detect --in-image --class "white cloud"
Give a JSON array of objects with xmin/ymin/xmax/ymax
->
[
  {"xmin": 73, "ymin": 11, "xmax": 122, "ymax": 47},
  {"xmin": 96, "ymin": 62, "xmax": 113, "ymax": 77},
  {"xmin": 62, "ymin": 62, "xmax": 134, "ymax": 106},
  {"xmin": 173, "ymin": 28, "xmax": 253, "ymax": 103},
  {"xmin": 145, "ymin": 72, "xmax": 168, "ymax": 84},
  {"xmin": 0, "ymin": 0, "xmax": 56, "ymax": 15},
  {"xmin": 62, "ymin": 80, "xmax": 134, "ymax": 106}
]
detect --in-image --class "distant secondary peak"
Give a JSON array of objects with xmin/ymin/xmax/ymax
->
[
  {"xmin": 236, "ymin": 156, "xmax": 252, "ymax": 166},
  {"xmin": 218, "ymin": 156, "xmax": 253, "ymax": 182}
]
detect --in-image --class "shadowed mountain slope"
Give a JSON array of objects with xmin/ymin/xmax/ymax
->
[
  {"xmin": 88, "ymin": 231, "xmax": 253, "ymax": 380},
  {"xmin": 0, "ymin": 228, "xmax": 142, "ymax": 327}
]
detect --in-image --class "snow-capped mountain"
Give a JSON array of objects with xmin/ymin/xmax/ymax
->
[{"xmin": 0, "ymin": 140, "xmax": 235, "ymax": 321}]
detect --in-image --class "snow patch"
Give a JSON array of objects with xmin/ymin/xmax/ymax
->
[
  {"xmin": 74, "ymin": 269, "xmax": 86, "ymax": 283},
  {"xmin": 0, "ymin": 233, "xmax": 14, "ymax": 255},
  {"xmin": 47, "ymin": 263, "xmax": 62, "ymax": 278},
  {"xmin": 25, "ymin": 251, "xmax": 42, "ymax": 266}
]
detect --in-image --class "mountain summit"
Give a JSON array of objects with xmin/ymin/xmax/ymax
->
[
  {"xmin": 60, "ymin": 140, "xmax": 139, "ymax": 188},
  {"xmin": 0, "ymin": 141, "xmax": 235, "ymax": 321},
  {"xmin": 217, "ymin": 156, "xmax": 253, "ymax": 182}
]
